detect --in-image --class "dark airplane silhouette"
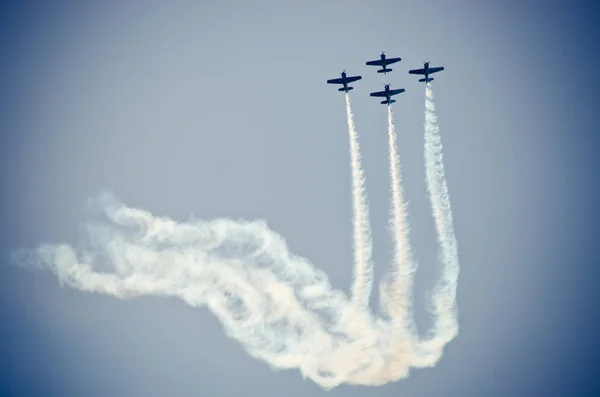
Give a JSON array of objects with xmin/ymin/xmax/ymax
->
[
  {"xmin": 370, "ymin": 84, "xmax": 405, "ymax": 105},
  {"xmin": 366, "ymin": 52, "xmax": 402, "ymax": 74},
  {"xmin": 409, "ymin": 62, "xmax": 444, "ymax": 83},
  {"xmin": 327, "ymin": 71, "xmax": 362, "ymax": 92}
]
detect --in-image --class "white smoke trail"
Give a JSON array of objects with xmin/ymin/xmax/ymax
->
[
  {"xmin": 12, "ymin": 88, "xmax": 460, "ymax": 388},
  {"xmin": 380, "ymin": 105, "xmax": 416, "ymax": 378},
  {"xmin": 341, "ymin": 93, "xmax": 381, "ymax": 375},
  {"xmin": 344, "ymin": 93, "xmax": 374, "ymax": 315},
  {"xmin": 412, "ymin": 83, "xmax": 460, "ymax": 368}
]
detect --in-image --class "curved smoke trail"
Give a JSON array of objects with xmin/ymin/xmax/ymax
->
[
  {"xmin": 13, "ymin": 193, "xmax": 393, "ymax": 389},
  {"xmin": 12, "ymin": 88, "xmax": 460, "ymax": 389},
  {"xmin": 412, "ymin": 83, "xmax": 460, "ymax": 368}
]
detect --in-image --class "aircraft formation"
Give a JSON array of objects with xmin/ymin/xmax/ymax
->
[{"xmin": 327, "ymin": 52, "xmax": 444, "ymax": 105}]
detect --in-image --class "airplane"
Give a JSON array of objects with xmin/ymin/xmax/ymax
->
[
  {"xmin": 366, "ymin": 52, "xmax": 402, "ymax": 74},
  {"xmin": 327, "ymin": 70, "xmax": 362, "ymax": 92},
  {"xmin": 370, "ymin": 84, "xmax": 405, "ymax": 105},
  {"xmin": 408, "ymin": 62, "xmax": 444, "ymax": 83}
]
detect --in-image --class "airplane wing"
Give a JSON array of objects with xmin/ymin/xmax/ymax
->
[
  {"xmin": 389, "ymin": 88, "xmax": 405, "ymax": 96},
  {"xmin": 366, "ymin": 59, "xmax": 384, "ymax": 66},
  {"xmin": 408, "ymin": 68, "xmax": 426, "ymax": 75},
  {"xmin": 385, "ymin": 57, "xmax": 402, "ymax": 65},
  {"xmin": 429, "ymin": 66, "xmax": 444, "ymax": 74},
  {"xmin": 345, "ymin": 76, "xmax": 362, "ymax": 83},
  {"xmin": 369, "ymin": 91, "xmax": 387, "ymax": 97},
  {"xmin": 327, "ymin": 78, "xmax": 344, "ymax": 84}
]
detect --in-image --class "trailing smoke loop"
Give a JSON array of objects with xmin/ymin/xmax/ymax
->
[{"xmin": 13, "ymin": 84, "xmax": 459, "ymax": 389}]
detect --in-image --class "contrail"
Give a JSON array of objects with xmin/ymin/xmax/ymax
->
[
  {"xmin": 380, "ymin": 105, "xmax": 416, "ymax": 379},
  {"xmin": 412, "ymin": 83, "xmax": 460, "ymax": 368},
  {"xmin": 12, "ymin": 88, "xmax": 460, "ymax": 389},
  {"xmin": 344, "ymin": 93, "xmax": 374, "ymax": 315},
  {"xmin": 341, "ymin": 93, "xmax": 379, "ymax": 368}
]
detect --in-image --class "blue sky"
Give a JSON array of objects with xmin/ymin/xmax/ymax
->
[{"xmin": 1, "ymin": 1, "xmax": 599, "ymax": 396}]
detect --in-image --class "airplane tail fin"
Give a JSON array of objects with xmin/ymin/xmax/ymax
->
[
  {"xmin": 419, "ymin": 77, "xmax": 434, "ymax": 83},
  {"xmin": 339, "ymin": 87, "xmax": 353, "ymax": 92},
  {"xmin": 381, "ymin": 99, "xmax": 396, "ymax": 105},
  {"xmin": 377, "ymin": 68, "xmax": 391, "ymax": 74}
]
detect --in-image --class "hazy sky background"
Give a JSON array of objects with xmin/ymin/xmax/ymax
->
[{"xmin": 1, "ymin": 1, "xmax": 599, "ymax": 396}]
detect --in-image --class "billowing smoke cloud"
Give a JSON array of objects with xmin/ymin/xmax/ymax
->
[{"xmin": 12, "ymin": 85, "xmax": 459, "ymax": 389}]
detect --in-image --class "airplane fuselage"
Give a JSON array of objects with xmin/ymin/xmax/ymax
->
[
  {"xmin": 380, "ymin": 55, "xmax": 391, "ymax": 73},
  {"xmin": 340, "ymin": 72, "xmax": 349, "ymax": 91},
  {"xmin": 383, "ymin": 85, "xmax": 392, "ymax": 101}
]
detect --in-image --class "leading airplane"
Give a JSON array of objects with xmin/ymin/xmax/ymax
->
[
  {"xmin": 366, "ymin": 52, "xmax": 402, "ymax": 74},
  {"xmin": 408, "ymin": 62, "xmax": 444, "ymax": 83},
  {"xmin": 327, "ymin": 70, "xmax": 362, "ymax": 92},
  {"xmin": 370, "ymin": 84, "xmax": 405, "ymax": 105}
]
